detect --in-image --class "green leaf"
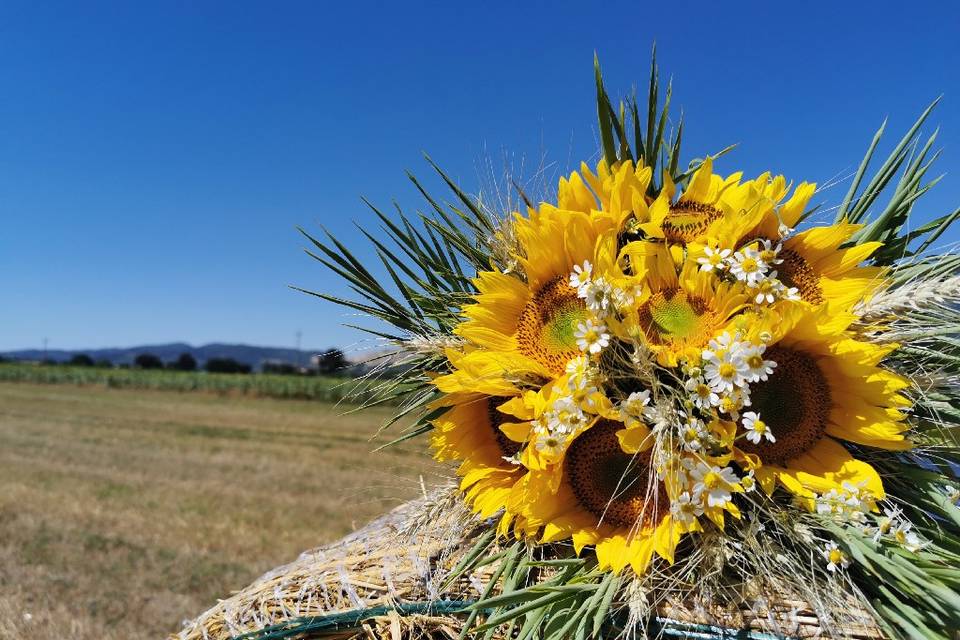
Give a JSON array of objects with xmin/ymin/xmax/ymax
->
[{"xmin": 594, "ymin": 53, "xmax": 618, "ymax": 166}]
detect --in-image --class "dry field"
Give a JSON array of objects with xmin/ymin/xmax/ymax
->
[{"xmin": 0, "ymin": 382, "xmax": 446, "ymax": 639}]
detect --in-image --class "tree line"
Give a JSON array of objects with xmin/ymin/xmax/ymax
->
[{"xmin": 37, "ymin": 349, "xmax": 349, "ymax": 375}]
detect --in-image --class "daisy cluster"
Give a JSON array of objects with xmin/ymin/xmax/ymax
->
[
  {"xmin": 566, "ymin": 261, "xmax": 788, "ymax": 524},
  {"xmin": 813, "ymin": 483, "xmax": 927, "ymax": 570},
  {"xmin": 570, "ymin": 260, "xmax": 639, "ymax": 354},
  {"xmin": 698, "ymin": 239, "xmax": 800, "ymax": 306},
  {"xmin": 525, "ymin": 357, "xmax": 601, "ymax": 459}
]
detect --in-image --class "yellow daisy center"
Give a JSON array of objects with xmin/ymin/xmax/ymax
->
[
  {"xmin": 777, "ymin": 248, "xmax": 824, "ymax": 304},
  {"xmin": 741, "ymin": 257, "xmax": 760, "ymax": 273},
  {"xmin": 637, "ymin": 290, "xmax": 720, "ymax": 355},
  {"xmin": 663, "ymin": 201, "xmax": 723, "ymax": 244},
  {"xmin": 564, "ymin": 420, "xmax": 666, "ymax": 528},
  {"xmin": 720, "ymin": 396, "xmax": 739, "ymax": 412},
  {"xmin": 516, "ymin": 277, "xmax": 589, "ymax": 373},
  {"xmin": 701, "ymin": 470, "xmax": 727, "ymax": 491},
  {"xmin": 746, "ymin": 354, "xmax": 765, "ymax": 369},
  {"xmin": 718, "ymin": 363, "xmax": 737, "ymax": 379},
  {"xmin": 829, "ymin": 548, "xmax": 844, "ymax": 564},
  {"xmin": 738, "ymin": 346, "xmax": 831, "ymax": 464},
  {"xmin": 487, "ymin": 397, "xmax": 521, "ymax": 457}
]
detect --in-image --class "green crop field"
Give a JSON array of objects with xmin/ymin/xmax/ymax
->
[
  {"xmin": 0, "ymin": 362, "xmax": 371, "ymax": 402},
  {"xmin": 0, "ymin": 382, "xmax": 446, "ymax": 640}
]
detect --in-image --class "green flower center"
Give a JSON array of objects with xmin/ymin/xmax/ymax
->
[
  {"xmin": 638, "ymin": 290, "xmax": 719, "ymax": 354},
  {"xmin": 648, "ymin": 293, "xmax": 701, "ymax": 338},
  {"xmin": 545, "ymin": 300, "xmax": 590, "ymax": 352},
  {"xmin": 517, "ymin": 277, "xmax": 588, "ymax": 373}
]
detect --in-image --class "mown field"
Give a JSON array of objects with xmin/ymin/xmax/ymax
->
[
  {"xmin": 0, "ymin": 382, "xmax": 445, "ymax": 640},
  {"xmin": 0, "ymin": 363, "xmax": 368, "ymax": 402}
]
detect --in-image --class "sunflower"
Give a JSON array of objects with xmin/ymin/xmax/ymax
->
[
  {"xmin": 555, "ymin": 160, "xmax": 653, "ymax": 223},
  {"xmin": 441, "ymin": 207, "xmax": 617, "ymax": 390},
  {"xmin": 430, "ymin": 392, "xmax": 526, "ymax": 519},
  {"xmin": 703, "ymin": 177, "xmax": 884, "ymax": 312},
  {"xmin": 639, "ymin": 157, "xmax": 753, "ymax": 246},
  {"xmin": 506, "ymin": 419, "xmax": 695, "ymax": 574},
  {"xmin": 615, "ymin": 260, "xmax": 750, "ymax": 367},
  {"xmin": 738, "ymin": 305, "xmax": 912, "ymax": 502}
]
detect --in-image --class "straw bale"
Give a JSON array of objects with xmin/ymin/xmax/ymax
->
[{"xmin": 173, "ymin": 486, "xmax": 884, "ymax": 640}]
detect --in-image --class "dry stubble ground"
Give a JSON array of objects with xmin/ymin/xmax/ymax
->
[{"xmin": 0, "ymin": 382, "xmax": 447, "ymax": 639}]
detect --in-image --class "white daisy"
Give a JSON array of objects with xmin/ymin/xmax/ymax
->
[
  {"xmin": 564, "ymin": 356, "xmax": 595, "ymax": 390},
  {"xmin": 569, "ymin": 260, "xmax": 592, "ymax": 292},
  {"xmin": 703, "ymin": 354, "xmax": 749, "ymax": 393},
  {"xmin": 546, "ymin": 396, "xmax": 588, "ymax": 435},
  {"xmin": 679, "ymin": 417, "xmax": 706, "ymax": 452},
  {"xmin": 741, "ymin": 470, "xmax": 757, "ymax": 493},
  {"xmin": 758, "ymin": 239, "xmax": 783, "ymax": 265},
  {"xmin": 816, "ymin": 488, "xmax": 843, "ymax": 515},
  {"xmin": 685, "ymin": 376, "xmax": 720, "ymax": 410},
  {"xmin": 690, "ymin": 462, "xmax": 739, "ymax": 508},
  {"xmin": 534, "ymin": 430, "xmax": 567, "ymax": 459},
  {"xmin": 748, "ymin": 272, "xmax": 787, "ymax": 305},
  {"xmin": 870, "ymin": 505, "xmax": 901, "ymax": 541},
  {"xmin": 702, "ymin": 331, "xmax": 748, "ymax": 363},
  {"xmin": 618, "ymin": 390, "xmax": 651, "ymax": 421},
  {"xmin": 697, "ymin": 246, "xmax": 731, "ymax": 272},
  {"xmin": 670, "ymin": 491, "xmax": 704, "ymax": 524},
  {"xmin": 729, "ymin": 247, "xmax": 768, "ymax": 285},
  {"xmin": 717, "ymin": 387, "xmax": 751, "ymax": 420},
  {"xmin": 742, "ymin": 344, "xmax": 777, "ymax": 383},
  {"xmin": 893, "ymin": 521, "xmax": 925, "ymax": 552},
  {"xmin": 742, "ymin": 411, "xmax": 775, "ymax": 444},
  {"xmin": 575, "ymin": 319, "xmax": 610, "ymax": 355},
  {"xmin": 822, "ymin": 542, "xmax": 850, "ymax": 572},
  {"xmin": 581, "ymin": 277, "xmax": 614, "ymax": 314}
]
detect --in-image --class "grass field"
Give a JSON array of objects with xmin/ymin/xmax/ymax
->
[
  {"xmin": 0, "ymin": 363, "xmax": 372, "ymax": 402},
  {"xmin": 0, "ymin": 382, "xmax": 445, "ymax": 639}
]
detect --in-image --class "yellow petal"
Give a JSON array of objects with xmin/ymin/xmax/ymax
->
[
  {"xmin": 782, "ymin": 437, "xmax": 886, "ymax": 499},
  {"xmin": 616, "ymin": 424, "xmax": 653, "ymax": 454}
]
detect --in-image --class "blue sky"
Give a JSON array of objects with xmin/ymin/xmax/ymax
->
[{"xmin": 2, "ymin": 1, "xmax": 959, "ymax": 353}]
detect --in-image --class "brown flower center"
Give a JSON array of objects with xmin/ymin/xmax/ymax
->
[
  {"xmin": 516, "ymin": 277, "xmax": 588, "ymax": 373},
  {"xmin": 663, "ymin": 201, "xmax": 723, "ymax": 244},
  {"xmin": 738, "ymin": 345, "xmax": 831, "ymax": 465},
  {"xmin": 565, "ymin": 420, "xmax": 666, "ymax": 528},
  {"xmin": 777, "ymin": 249, "xmax": 824, "ymax": 304}
]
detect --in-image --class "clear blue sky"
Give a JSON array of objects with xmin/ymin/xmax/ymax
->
[{"xmin": 2, "ymin": 1, "xmax": 959, "ymax": 354}]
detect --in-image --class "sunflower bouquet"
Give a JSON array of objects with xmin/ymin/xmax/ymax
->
[{"xmin": 303, "ymin": 55, "xmax": 960, "ymax": 639}]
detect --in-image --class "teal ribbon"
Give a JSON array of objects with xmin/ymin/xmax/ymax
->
[
  {"xmin": 228, "ymin": 601, "xmax": 794, "ymax": 640},
  {"xmin": 229, "ymin": 601, "xmax": 477, "ymax": 640}
]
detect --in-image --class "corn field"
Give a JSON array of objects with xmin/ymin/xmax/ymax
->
[{"xmin": 0, "ymin": 363, "xmax": 369, "ymax": 402}]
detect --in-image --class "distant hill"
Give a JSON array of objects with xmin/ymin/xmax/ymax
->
[{"xmin": 1, "ymin": 343, "xmax": 332, "ymax": 370}]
